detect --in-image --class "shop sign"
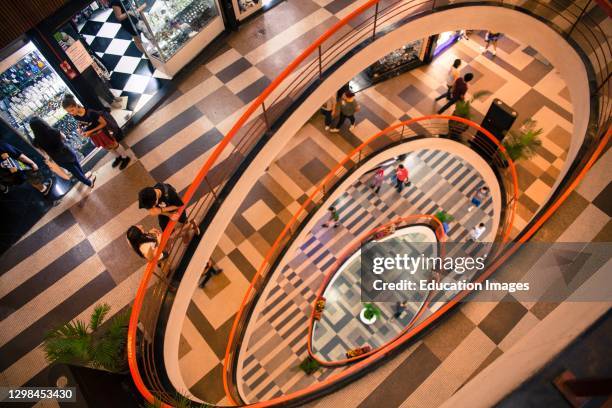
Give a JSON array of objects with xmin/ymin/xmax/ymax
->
[{"xmin": 64, "ymin": 41, "xmax": 94, "ymax": 73}]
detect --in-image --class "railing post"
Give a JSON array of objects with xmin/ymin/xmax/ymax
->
[
  {"xmin": 372, "ymin": 3, "xmax": 379, "ymax": 41},
  {"xmin": 567, "ymin": 0, "xmax": 592, "ymax": 37},
  {"xmin": 262, "ymin": 101, "xmax": 271, "ymax": 130},
  {"xmin": 358, "ymin": 150, "xmax": 362, "ymax": 163},
  {"xmin": 400, "ymin": 125, "xmax": 405, "ymax": 140},
  {"xmin": 204, "ymin": 176, "xmax": 217, "ymax": 200},
  {"xmin": 595, "ymin": 71, "xmax": 611, "ymax": 94},
  {"xmin": 318, "ymin": 45, "xmax": 323, "ymax": 79}
]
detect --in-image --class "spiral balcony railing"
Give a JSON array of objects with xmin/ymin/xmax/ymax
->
[{"xmin": 126, "ymin": 0, "xmax": 611, "ymax": 407}]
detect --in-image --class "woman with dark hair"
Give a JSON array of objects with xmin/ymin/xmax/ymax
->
[
  {"xmin": 126, "ymin": 225, "xmax": 166, "ymax": 262},
  {"xmin": 29, "ymin": 116, "xmax": 95, "ymax": 188}
]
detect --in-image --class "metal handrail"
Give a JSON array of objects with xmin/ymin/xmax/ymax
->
[
  {"xmin": 126, "ymin": 0, "xmax": 611, "ymax": 406},
  {"xmin": 223, "ymin": 116, "xmax": 518, "ymax": 405}
]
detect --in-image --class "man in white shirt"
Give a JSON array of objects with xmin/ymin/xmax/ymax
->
[
  {"xmin": 469, "ymin": 222, "xmax": 487, "ymax": 241},
  {"xmin": 435, "ymin": 58, "xmax": 462, "ymax": 101}
]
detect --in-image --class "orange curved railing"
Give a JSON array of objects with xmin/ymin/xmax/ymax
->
[
  {"xmin": 222, "ymin": 115, "xmax": 518, "ymax": 404},
  {"xmin": 307, "ymin": 214, "xmax": 446, "ymax": 367},
  {"xmin": 126, "ymin": 0, "xmax": 611, "ymax": 406}
]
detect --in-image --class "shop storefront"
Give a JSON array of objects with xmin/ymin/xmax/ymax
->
[
  {"xmin": 129, "ymin": 0, "xmax": 225, "ymax": 77},
  {"xmin": 432, "ymin": 31, "xmax": 462, "ymax": 58},
  {"xmin": 351, "ymin": 37, "xmax": 430, "ymax": 92},
  {"xmin": 0, "ymin": 40, "xmax": 96, "ymax": 163}
]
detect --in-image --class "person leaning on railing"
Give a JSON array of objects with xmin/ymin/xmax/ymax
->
[{"xmin": 138, "ymin": 182, "xmax": 200, "ymax": 245}]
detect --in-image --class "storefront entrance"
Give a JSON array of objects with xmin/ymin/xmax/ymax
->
[{"xmin": 72, "ymin": 2, "xmax": 171, "ymax": 119}]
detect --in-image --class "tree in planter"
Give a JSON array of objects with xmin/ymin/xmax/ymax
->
[
  {"xmin": 434, "ymin": 210, "xmax": 454, "ymax": 234},
  {"xmin": 447, "ymin": 90, "xmax": 492, "ymax": 140},
  {"xmin": 501, "ymin": 118, "xmax": 543, "ymax": 163},
  {"xmin": 43, "ymin": 303, "xmax": 129, "ymax": 373},
  {"xmin": 362, "ymin": 303, "xmax": 381, "ymax": 321},
  {"xmin": 299, "ymin": 356, "xmax": 320, "ymax": 375}
]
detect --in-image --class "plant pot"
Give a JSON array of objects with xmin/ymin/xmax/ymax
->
[{"xmin": 359, "ymin": 308, "xmax": 377, "ymax": 325}]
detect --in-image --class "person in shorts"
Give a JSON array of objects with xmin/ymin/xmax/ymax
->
[
  {"xmin": 62, "ymin": 95, "xmax": 131, "ymax": 170},
  {"xmin": 482, "ymin": 32, "xmax": 501, "ymax": 55}
]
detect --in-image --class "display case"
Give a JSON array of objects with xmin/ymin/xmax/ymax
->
[
  {"xmin": 232, "ymin": 0, "xmax": 263, "ymax": 21},
  {"xmin": 126, "ymin": 0, "xmax": 224, "ymax": 76},
  {"xmin": 0, "ymin": 42, "xmax": 94, "ymax": 162},
  {"xmin": 366, "ymin": 39, "xmax": 425, "ymax": 83}
]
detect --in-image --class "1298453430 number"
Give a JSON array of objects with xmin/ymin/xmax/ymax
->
[{"xmin": 1, "ymin": 387, "xmax": 76, "ymax": 402}]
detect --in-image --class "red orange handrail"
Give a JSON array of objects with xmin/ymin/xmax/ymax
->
[
  {"xmin": 125, "ymin": 0, "xmax": 611, "ymax": 404},
  {"xmin": 222, "ymin": 114, "xmax": 518, "ymax": 404},
  {"xmin": 306, "ymin": 214, "xmax": 446, "ymax": 367}
]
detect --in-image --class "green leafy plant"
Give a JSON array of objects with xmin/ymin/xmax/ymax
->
[
  {"xmin": 501, "ymin": 119, "xmax": 543, "ymax": 161},
  {"xmin": 362, "ymin": 303, "xmax": 381, "ymax": 320},
  {"xmin": 299, "ymin": 356, "xmax": 320, "ymax": 375},
  {"xmin": 448, "ymin": 90, "xmax": 492, "ymax": 140},
  {"xmin": 43, "ymin": 304, "xmax": 129, "ymax": 373},
  {"xmin": 434, "ymin": 210, "xmax": 454, "ymax": 224}
]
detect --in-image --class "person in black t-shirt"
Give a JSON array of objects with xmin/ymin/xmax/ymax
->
[
  {"xmin": 62, "ymin": 95, "xmax": 131, "ymax": 170},
  {"xmin": 110, "ymin": 0, "xmax": 147, "ymax": 54},
  {"xmin": 30, "ymin": 117, "xmax": 96, "ymax": 188},
  {"xmin": 138, "ymin": 183, "xmax": 200, "ymax": 242},
  {"xmin": 0, "ymin": 141, "xmax": 52, "ymax": 195}
]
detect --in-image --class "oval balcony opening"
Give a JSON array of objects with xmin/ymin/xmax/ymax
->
[{"xmin": 310, "ymin": 222, "xmax": 440, "ymax": 364}]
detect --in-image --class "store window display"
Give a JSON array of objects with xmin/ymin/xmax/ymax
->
[
  {"xmin": 0, "ymin": 42, "xmax": 94, "ymax": 163},
  {"xmin": 132, "ymin": 0, "xmax": 219, "ymax": 60}
]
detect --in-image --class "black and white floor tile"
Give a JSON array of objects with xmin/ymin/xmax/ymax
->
[{"xmin": 77, "ymin": 8, "xmax": 171, "ymax": 115}]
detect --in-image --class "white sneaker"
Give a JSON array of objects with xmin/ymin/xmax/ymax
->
[
  {"xmin": 349, "ymin": 125, "xmax": 356, "ymax": 131},
  {"xmin": 480, "ymin": 46, "xmax": 486, "ymax": 53},
  {"xmin": 491, "ymin": 50, "xmax": 496, "ymax": 56},
  {"xmin": 468, "ymin": 206, "xmax": 473, "ymax": 212},
  {"xmin": 330, "ymin": 128, "xmax": 339, "ymax": 133},
  {"xmin": 325, "ymin": 126, "xmax": 330, "ymax": 131}
]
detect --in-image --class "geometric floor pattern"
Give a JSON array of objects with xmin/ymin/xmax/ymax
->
[
  {"xmin": 77, "ymin": 7, "xmax": 171, "ymax": 115},
  {"xmin": 1, "ymin": 1, "xmax": 607, "ymax": 408},
  {"xmin": 235, "ymin": 148, "xmax": 495, "ymax": 402},
  {"xmin": 311, "ymin": 226, "xmax": 436, "ymax": 362}
]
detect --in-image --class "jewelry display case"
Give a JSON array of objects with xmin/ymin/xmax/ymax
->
[{"xmin": 126, "ymin": 0, "xmax": 224, "ymax": 77}]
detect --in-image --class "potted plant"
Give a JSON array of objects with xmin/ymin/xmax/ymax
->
[
  {"xmin": 500, "ymin": 119, "xmax": 543, "ymax": 164},
  {"xmin": 299, "ymin": 356, "xmax": 320, "ymax": 375},
  {"xmin": 434, "ymin": 210, "xmax": 454, "ymax": 234},
  {"xmin": 43, "ymin": 304, "xmax": 129, "ymax": 373},
  {"xmin": 359, "ymin": 303, "xmax": 381, "ymax": 325},
  {"xmin": 448, "ymin": 90, "xmax": 492, "ymax": 140}
]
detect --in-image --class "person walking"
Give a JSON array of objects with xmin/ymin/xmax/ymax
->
[
  {"xmin": 435, "ymin": 59, "xmax": 461, "ymax": 101},
  {"xmin": 29, "ymin": 117, "xmax": 96, "ymax": 188},
  {"xmin": 394, "ymin": 300, "xmax": 408, "ymax": 318},
  {"xmin": 110, "ymin": 0, "xmax": 148, "ymax": 54},
  {"xmin": 138, "ymin": 183, "xmax": 200, "ymax": 242},
  {"xmin": 481, "ymin": 32, "xmax": 501, "ymax": 56},
  {"xmin": 322, "ymin": 206, "xmax": 340, "ymax": 228},
  {"xmin": 198, "ymin": 260, "xmax": 223, "ymax": 289},
  {"xmin": 370, "ymin": 167, "xmax": 385, "ymax": 194},
  {"xmin": 330, "ymin": 91, "xmax": 359, "ymax": 132},
  {"xmin": 468, "ymin": 222, "xmax": 487, "ymax": 242},
  {"xmin": 62, "ymin": 95, "xmax": 131, "ymax": 170},
  {"xmin": 437, "ymin": 73, "xmax": 474, "ymax": 114},
  {"xmin": 468, "ymin": 186, "xmax": 490, "ymax": 212},
  {"xmin": 394, "ymin": 164, "xmax": 410, "ymax": 193},
  {"xmin": 321, "ymin": 95, "xmax": 336, "ymax": 131},
  {"xmin": 0, "ymin": 140, "xmax": 52, "ymax": 195}
]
